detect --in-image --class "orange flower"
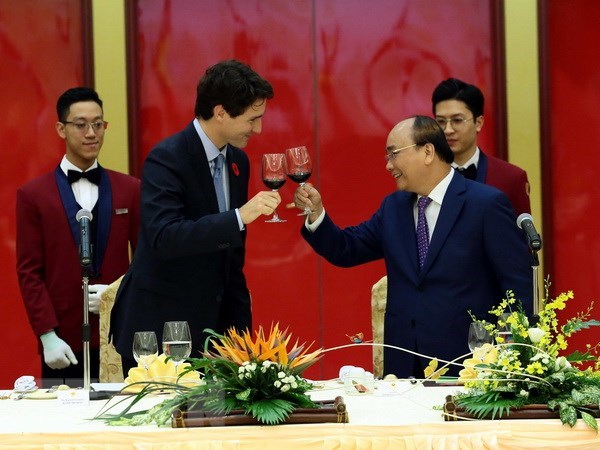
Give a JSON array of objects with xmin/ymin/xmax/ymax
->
[{"xmin": 205, "ymin": 323, "xmax": 323, "ymax": 374}]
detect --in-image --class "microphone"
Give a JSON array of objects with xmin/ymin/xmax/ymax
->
[
  {"xmin": 516, "ymin": 213, "xmax": 542, "ymax": 251},
  {"xmin": 76, "ymin": 209, "xmax": 93, "ymax": 267}
]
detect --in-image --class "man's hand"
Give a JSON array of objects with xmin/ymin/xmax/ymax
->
[
  {"xmin": 40, "ymin": 331, "xmax": 78, "ymax": 369},
  {"xmin": 286, "ymin": 183, "xmax": 324, "ymax": 222},
  {"xmin": 88, "ymin": 284, "xmax": 109, "ymax": 314},
  {"xmin": 239, "ymin": 190, "xmax": 281, "ymax": 224}
]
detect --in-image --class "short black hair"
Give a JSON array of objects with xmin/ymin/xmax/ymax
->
[
  {"xmin": 194, "ymin": 59, "xmax": 274, "ymax": 119},
  {"xmin": 411, "ymin": 115, "xmax": 454, "ymax": 164},
  {"xmin": 56, "ymin": 87, "xmax": 103, "ymax": 122},
  {"xmin": 431, "ymin": 78, "xmax": 484, "ymax": 118}
]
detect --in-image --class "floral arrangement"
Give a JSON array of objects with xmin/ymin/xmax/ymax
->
[
  {"xmin": 97, "ymin": 323, "xmax": 323, "ymax": 426},
  {"xmin": 456, "ymin": 285, "xmax": 600, "ymax": 430}
]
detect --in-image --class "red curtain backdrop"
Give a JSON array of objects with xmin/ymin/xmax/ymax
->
[
  {"xmin": 543, "ymin": 0, "xmax": 600, "ymax": 354},
  {"xmin": 0, "ymin": 0, "xmax": 88, "ymax": 387},
  {"xmin": 129, "ymin": 0, "xmax": 500, "ymax": 378}
]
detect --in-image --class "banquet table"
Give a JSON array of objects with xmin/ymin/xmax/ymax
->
[{"xmin": 1, "ymin": 380, "xmax": 599, "ymax": 449}]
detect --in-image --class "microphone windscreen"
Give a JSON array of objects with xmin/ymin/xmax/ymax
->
[
  {"xmin": 516, "ymin": 213, "xmax": 533, "ymax": 229},
  {"xmin": 76, "ymin": 209, "xmax": 93, "ymax": 222}
]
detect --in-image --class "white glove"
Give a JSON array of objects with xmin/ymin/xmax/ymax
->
[
  {"xmin": 40, "ymin": 331, "xmax": 78, "ymax": 369},
  {"xmin": 88, "ymin": 284, "xmax": 109, "ymax": 314}
]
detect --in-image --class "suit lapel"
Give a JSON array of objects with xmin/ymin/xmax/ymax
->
[
  {"xmin": 476, "ymin": 150, "xmax": 488, "ymax": 183},
  {"xmin": 55, "ymin": 166, "xmax": 80, "ymax": 246},
  {"xmin": 226, "ymin": 148, "xmax": 243, "ymax": 209},
  {"xmin": 419, "ymin": 172, "xmax": 466, "ymax": 277},
  {"xmin": 183, "ymin": 123, "xmax": 220, "ymax": 213}
]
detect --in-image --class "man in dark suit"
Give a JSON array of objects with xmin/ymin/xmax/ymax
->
[
  {"xmin": 432, "ymin": 78, "xmax": 531, "ymax": 216},
  {"xmin": 111, "ymin": 60, "xmax": 280, "ymax": 375},
  {"xmin": 16, "ymin": 87, "xmax": 141, "ymax": 387},
  {"xmin": 292, "ymin": 116, "xmax": 532, "ymax": 378}
]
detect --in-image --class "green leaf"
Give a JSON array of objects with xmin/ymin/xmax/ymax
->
[
  {"xmin": 580, "ymin": 411, "xmax": 599, "ymax": 432},
  {"xmin": 565, "ymin": 350, "xmax": 598, "ymax": 363},
  {"xmin": 246, "ymin": 398, "xmax": 295, "ymax": 425},
  {"xmin": 558, "ymin": 403, "xmax": 578, "ymax": 427}
]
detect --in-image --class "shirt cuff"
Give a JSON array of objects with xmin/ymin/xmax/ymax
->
[
  {"xmin": 235, "ymin": 209, "xmax": 245, "ymax": 231},
  {"xmin": 305, "ymin": 208, "xmax": 326, "ymax": 232}
]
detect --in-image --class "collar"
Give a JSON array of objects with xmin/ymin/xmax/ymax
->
[
  {"xmin": 420, "ymin": 168, "xmax": 454, "ymax": 206},
  {"xmin": 60, "ymin": 155, "xmax": 98, "ymax": 175},
  {"xmin": 193, "ymin": 118, "xmax": 228, "ymax": 161},
  {"xmin": 451, "ymin": 147, "xmax": 480, "ymax": 170}
]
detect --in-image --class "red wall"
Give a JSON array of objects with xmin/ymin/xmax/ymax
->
[
  {"xmin": 543, "ymin": 0, "xmax": 600, "ymax": 354},
  {"xmin": 0, "ymin": 0, "xmax": 87, "ymax": 386},
  {"xmin": 129, "ymin": 0, "xmax": 500, "ymax": 379}
]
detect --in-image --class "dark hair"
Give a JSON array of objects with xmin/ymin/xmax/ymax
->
[
  {"xmin": 431, "ymin": 78, "xmax": 484, "ymax": 118},
  {"xmin": 56, "ymin": 87, "xmax": 103, "ymax": 122},
  {"xmin": 411, "ymin": 115, "xmax": 454, "ymax": 164},
  {"xmin": 194, "ymin": 60, "xmax": 274, "ymax": 119}
]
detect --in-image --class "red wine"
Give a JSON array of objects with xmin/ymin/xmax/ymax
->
[
  {"xmin": 263, "ymin": 178, "xmax": 286, "ymax": 190},
  {"xmin": 287, "ymin": 172, "xmax": 311, "ymax": 183}
]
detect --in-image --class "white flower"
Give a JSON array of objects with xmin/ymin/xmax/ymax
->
[
  {"xmin": 527, "ymin": 327, "xmax": 546, "ymax": 344},
  {"xmin": 274, "ymin": 380, "xmax": 281, "ymax": 388},
  {"xmin": 278, "ymin": 371, "xmax": 285, "ymax": 379},
  {"xmin": 554, "ymin": 356, "xmax": 572, "ymax": 371},
  {"xmin": 281, "ymin": 384, "xmax": 290, "ymax": 392}
]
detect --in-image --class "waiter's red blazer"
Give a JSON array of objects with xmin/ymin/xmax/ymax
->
[
  {"xmin": 16, "ymin": 166, "xmax": 140, "ymax": 353},
  {"xmin": 478, "ymin": 150, "xmax": 531, "ymax": 216}
]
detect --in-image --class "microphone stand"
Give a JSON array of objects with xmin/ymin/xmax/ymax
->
[
  {"xmin": 531, "ymin": 249, "xmax": 540, "ymax": 324},
  {"xmin": 81, "ymin": 264, "xmax": 92, "ymax": 393}
]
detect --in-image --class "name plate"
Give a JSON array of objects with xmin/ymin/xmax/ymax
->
[{"xmin": 57, "ymin": 389, "xmax": 89, "ymax": 405}]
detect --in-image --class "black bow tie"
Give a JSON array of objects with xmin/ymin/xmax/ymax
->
[
  {"xmin": 67, "ymin": 168, "xmax": 101, "ymax": 185},
  {"xmin": 457, "ymin": 164, "xmax": 477, "ymax": 180}
]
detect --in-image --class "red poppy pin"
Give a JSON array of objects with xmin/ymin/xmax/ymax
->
[{"xmin": 231, "ymin": 163, "xmax": 240, "ymax": 176}]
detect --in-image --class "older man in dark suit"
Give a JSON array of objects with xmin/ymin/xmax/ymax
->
[
  {"xmin": 111, "ymin": 60, "xmax": 280, "ymax": 375},
  {"xmin": 16, "ymin": 87, "xmax": 141, "ymax": 387},
  {"xmin": 292, "ymin": 116, "xmax": 532, "ymax": 378}
]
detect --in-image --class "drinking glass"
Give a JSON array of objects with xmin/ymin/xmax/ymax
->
[
  {"xmin": 261, "ymin": 153, "xmax": 287, "ymax": 223},
  {"xmin": 285, "ymin": 146, "xmax": 313, "ymax": 216},
  {"xmin": 162, "ymin": 321, "xmax": 192, "ymax": 373},
  {"xmin": 467, "ymin": 322, "xmax": 493, "ymax": 352},
  {"xmin": 132, "ymin": 331, "xmax": 159, "ymax": 369}
]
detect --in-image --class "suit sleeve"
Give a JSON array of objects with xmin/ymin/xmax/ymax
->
[
  {"xmin": 15, "ymin": 188, "xmax": 59, "ymax": 336},
  {"xmin": 301, "ymin": 210, "xmax": 384, "ymax": 267},
  {"xmin": 482, "ymin": 191, "xmax": 534, "ymax": 315},
  {"xmin": 141, "ymin": 146, "xmax": 243, "ymax": 260}
]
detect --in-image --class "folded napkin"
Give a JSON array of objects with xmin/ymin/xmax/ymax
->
[
  {"xmin": 14, "ymin": 375, "xmax": 37, "ymax": 393},
  {"xmin": 124, "ymin": 354, "xmax": 202, "ymax": 392}
]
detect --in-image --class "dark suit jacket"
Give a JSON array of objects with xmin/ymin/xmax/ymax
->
[
  {"xmin": 111, "ymin": 122, "xmax": 252, "ymax": 361},
  {"xmin": 477, "ymin": 150, "xmax": 530, "ymax": 216},
  {"xmin": 16, "ymin": 167, "xmax": 141, "ymax": 353},
  {"xmin": 302, "ymin": 171, "xmax": 533, "ymax": 378}
]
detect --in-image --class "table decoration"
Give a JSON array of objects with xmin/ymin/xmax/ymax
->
[
  {"xmin": 96, "ymin": 323, "xmax": 324, "ymax": 426},
  {"xmin": 448, "ymin": 286, "xmax": 600, "ymax": 430},
  {"xmin": 123, "ymin": 353, "xmax": 201, "ymax": 393}
]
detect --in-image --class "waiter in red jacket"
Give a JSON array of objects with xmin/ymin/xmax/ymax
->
[
  {"xmin": 16, "ymin": 87, "xmax": 140, "ymax": 387},
  {"xmin": 432, "ymin": 78, "xmax": 531, "ymax": 216}
]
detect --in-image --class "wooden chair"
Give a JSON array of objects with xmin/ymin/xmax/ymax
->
[
  {"xmin": 99, "ymin": 276, "xmax": 124, "ymax": 382},
  {"xmin": 371, "ymin": 275, "xmax": 387, "ymax": 378}
]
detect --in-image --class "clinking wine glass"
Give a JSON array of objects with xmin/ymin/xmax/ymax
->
[
  {"xmin": 261, "ymin": 153, "xmax": 287, "ymax": 223},
  {"xmin": 467, "ymin": 321, "xmax": 493, "ymax": 352},
  {"xmin": 162, "ymin": 321, "xmax": 192, "ymax": 374},
  {"xmin": 285, "ymin": 146, "xmax": 313, "ymax": 216},
  {"xmin": 132, "ymin": 331, "xmax": 159, "ymax": 369}
]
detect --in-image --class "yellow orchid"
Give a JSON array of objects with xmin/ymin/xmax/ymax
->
[
  {"xmin": 124, "ymin": 353, "xmax": 201, "ymax": 392},
  {"xmin": 424, "ymin": 358, "xmax": 449, "ymax": 379}
]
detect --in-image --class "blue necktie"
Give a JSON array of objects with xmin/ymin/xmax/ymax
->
[
  {"xmin": 213, "ymin": 153, "xmax": 227, "ymax": 212},
  {"xmin": 416, "ymin": 196, "xmax": 432, "ymax": 269}
]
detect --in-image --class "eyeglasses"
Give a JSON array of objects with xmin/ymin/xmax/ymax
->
[
  {"xmin": 62, "ymin": 121, "xmax": 108, "ymax": 133},
  {"xmin": 385, "ymin": 143, "xmax": 418, "ymax": 162},
  {"xmin": 435, "ymin": 117, "xmax": 473, "ymax": 131}
]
